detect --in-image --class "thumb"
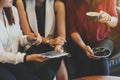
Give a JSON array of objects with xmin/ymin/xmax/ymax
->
[
  {"xmin": 34, "ymin": 32, "xmax": 41, "ymax": 40},
  {"xmin": 27, "ymin": 35, "xmax": 37, "ymax": 42}
]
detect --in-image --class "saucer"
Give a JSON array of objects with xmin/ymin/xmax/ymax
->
[{"xmin": 92, "ymin": 47, "xmax": 111, "ymax": 58}]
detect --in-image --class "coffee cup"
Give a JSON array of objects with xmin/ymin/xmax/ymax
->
[{"xmin": 86, "ymin": 12, "xmax": 100, "ymax": 22}]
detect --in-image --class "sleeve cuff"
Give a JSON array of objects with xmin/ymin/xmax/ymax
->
[{"xmin": 15, "ymin": 52, "xmax": 26, "ymax": 64}]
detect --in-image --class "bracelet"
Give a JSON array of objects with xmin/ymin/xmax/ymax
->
[
  {"xmin": 24, "ymin": 55, "xmax": 28, "ymax": 62},
  {"xmin": 107, "ymin": 15, "xmax": 111, "ymax": 21},
  {"xmin": 46, "ymin": 38, "xmax": 50, "ymax": 44}
]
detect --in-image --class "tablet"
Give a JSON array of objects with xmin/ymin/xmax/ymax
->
[{"xmin": 40, "ymin": 51, "xmax": 69, "ymax": 59}]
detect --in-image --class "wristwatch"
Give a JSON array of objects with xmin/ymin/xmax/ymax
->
[{"xmin": 46, "ymin": 38, "xmax": 50, "ymax": 44}]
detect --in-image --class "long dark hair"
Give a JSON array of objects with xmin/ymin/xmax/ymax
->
[{"xmin": 4, "ymin": 7, "xmax": 15, "ymax": 25}]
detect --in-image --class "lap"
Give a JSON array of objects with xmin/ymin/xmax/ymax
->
[
  {"xmin": 0, "ymin": 63, "xmax": 40, "ymax": 80},
  {"xmin": 67, "ymin": 38, "xmax": 111, "ymax": 77},
  {"xmin": 25, "ymin": 44, "xmax": 63, "ymax": 80},
  {"xmin": 0, "ymin": 67, "xmax": 16, "ymax": 80}
]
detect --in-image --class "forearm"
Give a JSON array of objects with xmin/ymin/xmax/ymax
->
[
  {"xmin": 0, "ymin": 51, "xmax": 25, "ymax": 64},
  {"xmin": 55, "ymin": 0, "xmax": 66, "ymax": 39},
  {"xmin": 71, "ymin": 32, "xmax": 87, "ymax": 50},
  {"xmin": 16, "ymin": 0, "xmax": 32, "ymax": 35}
]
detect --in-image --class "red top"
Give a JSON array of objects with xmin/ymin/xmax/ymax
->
[{"xmin": 66, "ymin": 0, "xmax": 118, "ymax": 43}]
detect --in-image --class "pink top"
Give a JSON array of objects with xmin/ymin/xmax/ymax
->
[{"xmin": 66, "ymin": 0, "xmax": 118, "ymax": 43}]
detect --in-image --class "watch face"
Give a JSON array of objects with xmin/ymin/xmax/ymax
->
[{"xmin": 92, "ymin": 47, "xmax": 111, "ymax": 58}]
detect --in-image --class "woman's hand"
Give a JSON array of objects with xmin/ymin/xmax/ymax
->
[
  {"xmin": 49, "ymin": 37, "xmax": 66, "ymax": 46},
  {"xmin": 27, "ymin": 32, "xmax": 42, "ymax": 46},
  {"xmin": 32, "ymin": 32, "xmax": 42, "ymax": 46},
  {"xmin": 98, "ymin": 11, "xmax": 111, "ymax": 24},
  {"xmin": 98, "ymin": 10, "xmax": 118, "ymax": 28},
  {"xmin": 26, "ymin": 54, "xmax": 48, "ymax": 62},
  {"xmin": 54, "ymin": 45, "xmax": 64, "ymax": 53},
  {"xmin": 83, "ymin": 45, "xmax": 100, "ymax": 59}
]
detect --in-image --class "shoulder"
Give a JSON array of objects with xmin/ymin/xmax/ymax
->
[
  {"xmin": 55, "ymin": 0, "xmax": 65, "ymax": 12},
  {"xmin": 55, "ymin": 0, "xmax": 64, "ymax": 6}
]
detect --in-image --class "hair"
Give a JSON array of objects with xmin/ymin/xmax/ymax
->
[
  {"xmin": 3, "ymin": 7, "xmax": 15, "ymax": 25},
  {"xmin": 86, "ymin": 0, "xmax": 103, "ymax": 11},
  {"xmin": 73, "ymin": 0, "xmax": 103, "ymax": 11}
]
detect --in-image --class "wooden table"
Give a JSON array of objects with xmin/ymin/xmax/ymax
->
[{"xmin": 73, "ymin": 76, "xmax": 120, "ymax": 80}]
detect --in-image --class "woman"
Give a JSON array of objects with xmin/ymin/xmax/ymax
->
[
  {"xmin": 65, "ymin": 0, "xmax": 118, "ymax": 78},
  {"xmin": 0, "ymin": 0, "xmax": 48, "ymax": 80},
  {"xmin": 14, "ymin": 0, "xmax": 69, "ymax": 80}
]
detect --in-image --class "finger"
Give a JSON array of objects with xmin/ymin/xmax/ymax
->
[
  {"xmin": 40, "ymin": 60, "xmax": 43, "ymax": 62},
  {"xmin": 28, "ymin": 36, "xmax": 37, "ymax": 42},
  {"xmin": 88, "ymin": 54, "xmax": 100, "ymax": 59},
  {"xmin": 99, "ymin": 11, "xmax": 106, "ymax": 18},
  {"xmin": 37, "ymin": 33, "xmax": 42, "ymax": 41},
  {"xmin": 101, "ymin": 13, "xmax": 107, "ymax": 18},
  {"xmin": 99, "ymin": 11, "xmax": 105, "ymax": 16},
  {"xmin": 56, "ymin": 48, "xmax": 63, "ymax": 53},
  {"xmin": 87, "ymin": 52, "xmax": 100, "ymax": 59},
  {"xmin": 33, "ymin": 33, "xmax": 42, "ymax": 45},
  {"xmin": 55, "ymin": 46, "xmax": 64, "ymax": 53},
  {"xmin": 57, "ymin": 42, "xmax": 64, "ymax": 45},
  {"xmin": 34, "ymin": 32, "xmax": 39, "ymax": 38},
  {"xmin": 34, "ymin": 33, "xmax": 41, "ymax": 41},
  {"xmin": 99, "ymin": 18, "xmax": 108, "ymax": 23},
  {"xmin": 33, "ymin": 42, "xmax": 39, "ymax": 46},
  {"xmin": 87, "ymin": 49, "xmax": 100, "ymax": 59},
  {"xmin": 32, "ymin": 41, "xmax": 39, "ymax": 45},
  {"xmin": 56, "ymin": 40, "xmax": 65, "ymax": 45},
  {"xmin": 56, "ymin": 37, "xmax": 66, "ymax": 43},
  {"xmin": 40, "ymin": 55, "xmax": 48, "ymax": 58},
  {"xmin": 99, "ymin": 12, "xmax": 110, "ymax": 23},
  {"xmin": 36, "ymin": 57, "xmax": 47, "ymax": 62},
  {"xmin": 99, "ymin": 16, "xmax": 108, "ymax": 23},
  {"xmin": 58, "ymin": 37, "xmax": 67, "ymax": 43}
]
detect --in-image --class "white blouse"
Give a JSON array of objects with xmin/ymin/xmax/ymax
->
[{"xmin": 0, "ymin": 6, "xmax": 29, "ymax": 64}]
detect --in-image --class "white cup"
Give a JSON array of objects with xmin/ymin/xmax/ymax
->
[{"xmin": 86, "ymin": 12, "xmax": 100, "ymax": 22}]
